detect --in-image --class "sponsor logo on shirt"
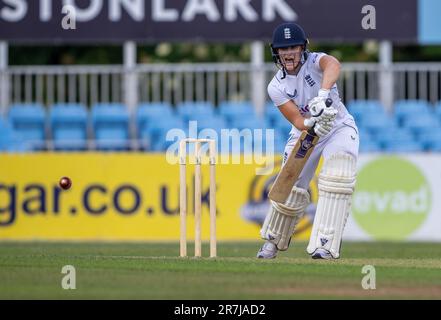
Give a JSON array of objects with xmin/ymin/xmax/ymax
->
[
  {"xmin": 305, "ymin": 74, "xmax": 316, "ymax": 87},
  {"xmin": 286, "ymin": 89, "xmax": 298, "ymax": 99}
]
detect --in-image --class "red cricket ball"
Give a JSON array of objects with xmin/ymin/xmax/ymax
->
[{"xmin": 59, "ymin": 177, "xmax": 72, "ymax": 190}]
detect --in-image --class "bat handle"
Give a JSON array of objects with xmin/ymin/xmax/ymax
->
[
  {"xmin": 307, "ymin": 125, "xmax": 316, "ymax": 136},
  {"xmin": 307, "ymin": 98, "xmax": 333, "ymax": 136}
]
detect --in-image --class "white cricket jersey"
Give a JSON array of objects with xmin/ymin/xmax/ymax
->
[{"xmin": 267, "ymin": 52, "xmax": 354, "ymax": 136}]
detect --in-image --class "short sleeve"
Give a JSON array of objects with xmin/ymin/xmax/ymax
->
[
  {"xmin": 310, "ymin": 52, "xmax": 327, "ymax": 72},
  {"xmin": 267, "ymin": 78, "xmax": 290, "ymax": 107}
]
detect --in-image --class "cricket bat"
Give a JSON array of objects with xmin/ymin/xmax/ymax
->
[{"xmin": 268, "ymin": 98, "xmax": 333, "ymax": 203}]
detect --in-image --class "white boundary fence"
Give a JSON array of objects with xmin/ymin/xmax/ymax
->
[{"xmin": 1, "ymin": 62, "xmax": 441, "ymax": 115}]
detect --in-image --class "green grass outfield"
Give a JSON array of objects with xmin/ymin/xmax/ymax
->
[{"xmin": 1, "ymin": 241, "xmax": 440, "ymax": 300}]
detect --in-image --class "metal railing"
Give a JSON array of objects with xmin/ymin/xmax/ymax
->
[
  {"xmin": 4, "ymin": 65, "xmax": 124, "ymax": 108},
  {"xmin": 135, "ymin": 63, "xmax": 254, "ymax": 107},
  {"xmin": 2, "ymin": 62, "xmax": 441, "ymax": 113},
  {"xmin": 392, "ymin": 63, "xmax": 441, "ymax": 102}
]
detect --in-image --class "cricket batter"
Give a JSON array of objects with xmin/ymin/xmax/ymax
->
[{"xmin": 257, "ymin": 22, "xmax": 359, "ymax": 260}]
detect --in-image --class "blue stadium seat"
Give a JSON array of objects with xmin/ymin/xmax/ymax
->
[
  {"xmin": 359, "ymin": 140, "xmax": 382, "ymax": 153},
  {"xmin": 157, "ymin": 137, "xmax": 186, "ymax": 153},
  {"xmin": 402, "ymin": 113, "xmax": 441, "ymax": 135},
  {"xmin": 198, "ymin": 117, "xmax": 227, "ymax": 132},
  {"xmin": 358, "ymin": 113, "xmax": 398, "ymax": 134},
  {"xmin": 176, "ymin": 102, "xmax": 215, "ymax": 122},
  {"xmin": 139, "ymin": 129, "xmax": 152, "ymax": 151},
  {"xmin": 274, "ymin": 118, "xmax": 292, "ymax": 136},
  {"xmin": 219, "ymin": 129, "xmax": 254, "ymax": 154},
  {"xmin": 374, "ymin": 127, "xmax": 414, "ymax": 142},
  {"xmin": 375, "ymin": 128, "xmax": 419, "ymax": 151},
  {"xmin": 219, "ymin": 127, "xmax": 287, "ymax": 155},
  {"xmin": 0, "ymin": 118, "xmax": 12, "ymax": 152},
  {"xmin": 274, "ymin": 134, "xmax": 288, "ymax": 154},
  {"xmin": 91, "ymin": 103, "xmax": 130, "ymax": 151},
  {"xmin": 358, "ymin": 128, "xmax": 372, "ymax": 140},
  {"xmin": 384, "ymin": 141, "xmax": 424, "ymax": 152},
  {"xmin": 50, "ymin": 104, "xmax": 88, "ymax": 151},
  {"xmin": 358, "ymin": 128, "xmax": 381, "ymax": 152},
  {"xmin": 346, "ymin": 100, "xmax": 386, "ymax": 124},
  {"xmin": 213, "ymin": 127, "xmax": 285, "ymax": 155},
  {"xmin": 230, "ymin": 115, "xmax": 266, "ymax": 130},
  {"xmin": 8, "ymin": 104, "xmax": 46, "ymax": 150},
  {"xmin": 434, "ymin": 101, "xmax": 441, "ymax": 121},
  {"xmin": 0, "ymin": 118, "xmax": 31, "ymax": 152},
  {"xmin": 417, "ymin": 127, "xmax": 441, "ymax": 151},
  {"xmin": 141, "ymin": 116, "xmax": 184, "ymax": 151},
  {"xmin": 249, "ymin": 133, "xmax": 266, "ymax": 155},
  {"xmin": 137, "ymin": 103, "xmax": 174, "ymax": 135},
  {"xmin": 264, "ymin": 118, "xmax": 275, "ymax": 130},
  {"xmin": 256, "ymin": 128, "xmax": 288, "ymax": 155},
  {"xmin": 393, "ymin": 100, "xmax": 432, "ymax": 124},
  {"xmin": 429, "ymin": 140, "xmax": 441, "ymax": 152},
  {"xmin": 184, "ymin": 113, "xmax": 220, "ymax": 127},
  {"xmin": 0, "ymin": 118, "xmax": 14, "ymax": 152},
  {"xmin": 265, "ymin": 102, "xmax": 282, "ymax": 126},
  {"xmin": 218, "ymin": 101, "xmax": 255, "ymax": 124}
]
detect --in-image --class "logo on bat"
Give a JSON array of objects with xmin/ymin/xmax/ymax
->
[
  {"xmin": 301, "ymin": 140, "xmax": 312, "ymax": 151},
  {"xmin": 295, "ymin": 134, "xmax": 316, "ymax": 158}
]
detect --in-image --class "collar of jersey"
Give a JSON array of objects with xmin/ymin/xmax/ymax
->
[{"xmin": 285, "ymin": 72, "xmax": 300, "ymax": 78}]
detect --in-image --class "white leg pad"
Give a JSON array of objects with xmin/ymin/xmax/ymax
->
[
  {"xmin": 306, "ymin": 153, "xmax": 357, "ymax": 258},
  {"xmin": 260, "ymin": 186, "xmax": 310, "ymax": 250}
]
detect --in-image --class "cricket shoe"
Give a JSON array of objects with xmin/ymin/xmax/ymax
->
[
  {"xmin": 256, "ymin": 241, "xmax": 278, "ymax": 259},
  {"xmin": 311, "ymin": 248, "xmax": 334, "ymax": 260}
]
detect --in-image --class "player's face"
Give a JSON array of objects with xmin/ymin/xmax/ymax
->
[{"xmin": 278, "ymin": 46, "xmax": 303, "ymax": 72}]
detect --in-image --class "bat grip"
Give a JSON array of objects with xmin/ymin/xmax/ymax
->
[{"xmin": 308, "ymin": 98, "xmax": 333, "ymax": 136}]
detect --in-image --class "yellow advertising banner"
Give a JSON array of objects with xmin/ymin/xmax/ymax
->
[{"xmin": 0, "ymin": 153, "xmax": 317, "ymax": 241}]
